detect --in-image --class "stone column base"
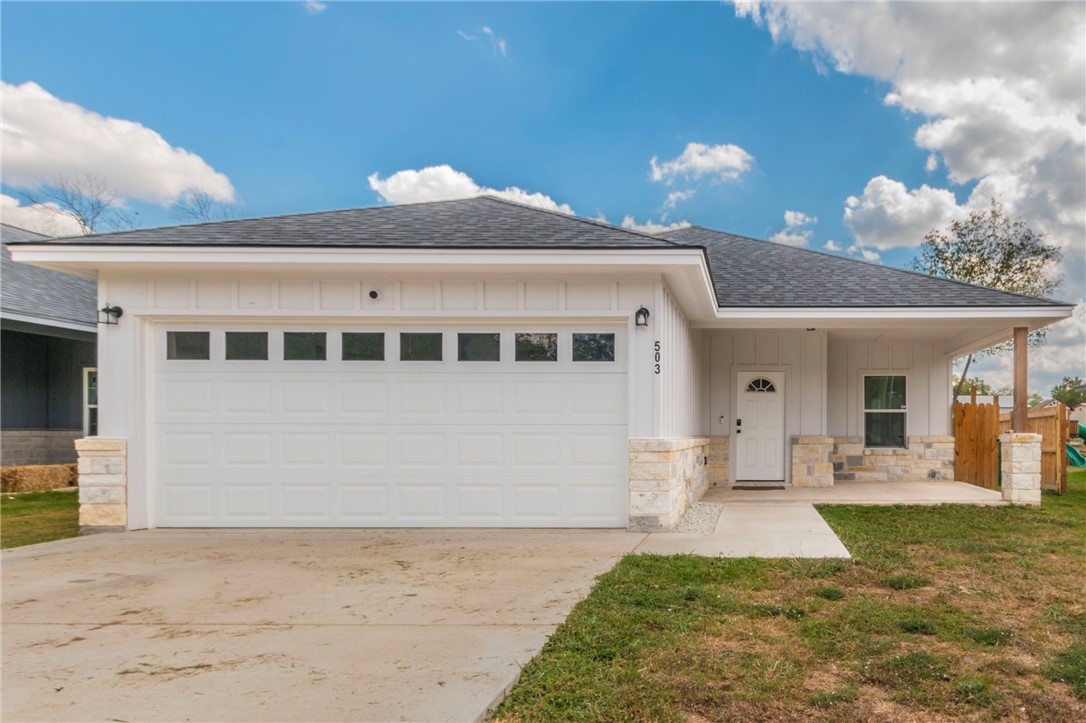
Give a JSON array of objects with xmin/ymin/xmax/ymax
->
[
  {"xmin": 76, "ymin": 438, "xmax": 128, "ymax": 531},
  {"xmin": 629, "ymin": 437, "xmax": 710, "ymax": 531},
  {"xmin": 1000, "ymin": 432, "xmax": 1041, "ymax": 506},
  {"xmin": 791, "ymin": 436, "xmax": 835, "ymax": 487}
]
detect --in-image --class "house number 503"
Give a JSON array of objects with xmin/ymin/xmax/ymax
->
[{"xmin": 654, "ymin": 341, "xmax": 661, "ymax": 374}]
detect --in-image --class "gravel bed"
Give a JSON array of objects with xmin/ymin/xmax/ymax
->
[{"xmin": 673, "ymin": 501, "xmax": 724, "ymax": 534}]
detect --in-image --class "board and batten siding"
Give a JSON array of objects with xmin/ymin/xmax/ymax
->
[
  {"xmin": 826, "ymin": 337, "xmax": 952, "ymax": 437},
  {"xmin": 706, "ymin": 330, "xmax": 827, "ymax": 439},
  {"xmin": 655, "ymin": 285, "xmax": 707, "ymax": 438}
]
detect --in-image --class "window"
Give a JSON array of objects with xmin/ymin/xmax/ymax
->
[
  {"xmin": 515, "ymin": 333, "xmax": 558, "ymax": 362},
  {"xmin": 167, "ymin": 331, "xmax": 210, "ymax": 360},
  {"xmin": 400, "ymin": 332, "xmax": 442, "ymax": 361},
  {"xmin": 745, "ymin": 377, "xmax": 777, "ymax": 393},
  {"xmin": 284, "ymin": 332, "xmax": 326, "ymax": 360},
  {"xmin": 343, "ymin": 332, "xmax": 384, "ymax": 361},
  {"xmin": 864, "ymin": 375, "xmax": 907, "ymax": 448},
  {"xmin": 83, "ymin": 368, "xmax": 98, "ymax": 437},
  {"xmin": 226, "ymin": 332, "xmax": 268, "ymax": 360},
  {"xmin": 572, "ymin": 333, "xmax": 615, "ymax": 362},
  {"xmin": 458, "ymin": 333, "xmax": 500, "ymax": 361}
]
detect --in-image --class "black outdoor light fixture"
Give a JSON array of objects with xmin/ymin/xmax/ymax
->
[
  {"xmin": 98, "ymin": 304, "xmax": 123, "ymax": 325},
  {"xmin": 635, "ymin": 306, "xmax": 650, "ymax": 327}
]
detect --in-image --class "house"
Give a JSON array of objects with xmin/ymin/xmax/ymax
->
[
  {"xmin": 1, "ymin": 223, "xmax": 98, "ymax": 466},
  {"xmin": 7, "ymin": 197, "xmax": 1073, "ymax": 530}
]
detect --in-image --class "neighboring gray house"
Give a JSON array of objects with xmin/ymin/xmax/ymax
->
[{"xmin": 1, "ymin": 223, "xmax": 98, "ymax": 465}]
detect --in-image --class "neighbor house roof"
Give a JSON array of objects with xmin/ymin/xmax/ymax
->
[
  {"xmin": 5, "ymin": 196, "xmax": 674, "ymax": 249},
  {"xmin": 1, "ymin": 223, "xmax": 98, "ymax": 328},
  {"xmin": 6, "ymin": 197, "xmax": 1065, "ymax": 310},
  {"xmin": 659, "ymin": 226, "xmax": 1064, "ymax": 308}
]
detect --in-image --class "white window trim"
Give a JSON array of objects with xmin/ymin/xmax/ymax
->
[
  {"xmin": 861, "ymin": 372, "xmax": 908, "ymax": 450},
  {"xmin": 83, "ymin": 367, "xmax": 98, "ymax": 438}
]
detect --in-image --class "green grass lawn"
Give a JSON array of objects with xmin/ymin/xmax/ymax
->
[
  {"xmin": 1, "ymin": 489, "xmax": 79, "ymax": 549},
  {"xmin": 495, "ymin": 469, "xmax": 1086, "ymax": 722}
]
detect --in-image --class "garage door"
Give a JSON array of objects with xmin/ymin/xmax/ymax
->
[{"xmin": 153, "ymin": 325, "xmax": 628, "ymax": 527}]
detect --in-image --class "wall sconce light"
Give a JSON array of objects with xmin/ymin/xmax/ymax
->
[
  {"xmin": 98, "ymin": 304, "xmax": 123, "ymax": 325},
  {"xmin": 635, "ymin": 306, "xmax": 650, "ymax": 327}
]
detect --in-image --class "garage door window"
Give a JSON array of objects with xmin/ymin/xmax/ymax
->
[
  {"xmin": 342, "ymin": 332, "xmax": 384, "ymax": 361},
  {"xmin": 400, "ymin": 332, "xmax": 442, "ymax": 361},
  {"xmin": 226, "ymin": 332, "xmax": 268, "ymax": 360},
  {"xmin": 572, "ymin": 333, "xmax": 616, "ymax": 362},
  {"xmin": 166, "ymin": 331, "xmax": 210, "ymax": 360},
  {"xmin": 284, "ymin": 332, "xmax": 326, "ymax": 361},
  {"xmin": 515, "ymin": 333, "xmax": 557, "ymax": 362},
  {"xmin": 458, "ymin": 333, "xmax": 500, "ymax": 361}
]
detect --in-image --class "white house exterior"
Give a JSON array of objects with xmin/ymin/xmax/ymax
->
[{"xmin": 8, "ymin": 197, "xmax": 1072, "ymax": 531}]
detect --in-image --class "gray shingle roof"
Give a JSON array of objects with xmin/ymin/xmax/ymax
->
[
  {"xmin": 659, "ymin": 226, "xmax": 1064, "ymax": 308},
  {"xmin": 8, "ymin": 196, "xmax": 674, "ymax": 249},
  {"xmin": 1, "ymin": 224, "xmax": 98, "ymax": 327}
]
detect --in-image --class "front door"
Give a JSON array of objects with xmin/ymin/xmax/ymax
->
[{"xmin": 735, "ymin": 371, "xmax": 785, "ymax": 480}]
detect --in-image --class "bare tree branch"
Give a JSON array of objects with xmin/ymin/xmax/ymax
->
[
  {"xmin": 170, "ymin": 190, "xmax": 234, "ymax": 224},
  {"xmin": 20, "ymin": 173, "xmax": 137, "ymax": 235}
]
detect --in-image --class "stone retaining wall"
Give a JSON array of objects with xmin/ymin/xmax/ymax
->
[
  {"xmin": 832, "ymin": 436, "xmax": 955, "ymax": 482},
  {"xmin": 75, "ymin": 438, "xmax": 127, "ymax": 532},
  {"xmin": 0, "ymin": 430, "xmax": 82, "ymax": 466},
  {"xmin": 629, "ymin": 437, "xmax": 710, "ymax": 531}
]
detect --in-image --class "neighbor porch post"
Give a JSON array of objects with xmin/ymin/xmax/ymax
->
[{"xmin": 1013, "ymin": 326, "xmax": 1028, "ymax": 432}]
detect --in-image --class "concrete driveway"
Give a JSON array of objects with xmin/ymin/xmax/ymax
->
[{"xmin": 1, "ymin": 528, "xmax": 642, "ymax": 722}]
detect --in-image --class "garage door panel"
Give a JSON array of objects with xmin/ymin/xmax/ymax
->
[{"xmin": 155, "ymin": 325, "xmax": 628, "ymax": 528}]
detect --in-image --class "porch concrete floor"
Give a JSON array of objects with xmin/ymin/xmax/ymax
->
[{"xmin": 702, "ymin": 480, "xmax": 1005, "ymax": 506}]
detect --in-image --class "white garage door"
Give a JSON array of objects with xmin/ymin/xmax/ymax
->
[{"xmin": 153, "ymin": 324, "xmax": 628, "ymax": 527}]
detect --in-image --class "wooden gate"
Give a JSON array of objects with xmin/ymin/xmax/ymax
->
[
  {"xmin": 953, "ymin": 396, "xmax": 1001, "ymax": 489},
  {"xmin": 1000, "ymin": 403, "xmax": 1069, "ymax": 494}
]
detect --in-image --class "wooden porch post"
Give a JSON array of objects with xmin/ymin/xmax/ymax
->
[{"xmin": 1013, "ymin": 326, "xmax": 1028, "ymax": 432}]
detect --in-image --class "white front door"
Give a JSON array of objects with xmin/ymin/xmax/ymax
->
[{"xmin": 735, "ymin": 371, "xmax": 785, "ymax": 481}]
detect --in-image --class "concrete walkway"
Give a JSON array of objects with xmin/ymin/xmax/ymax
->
[
  {"xmin": 639, "ymin": 503, "xmax": 851, "ymax": 559},
  {"xmin": 704, "ymin": 479, "xmax": 1004, "ymax": 505}
]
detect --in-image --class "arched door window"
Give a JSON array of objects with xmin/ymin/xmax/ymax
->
[{"xmin": 745, "ymin": 377, "xmax": 777, "ymax": 393}]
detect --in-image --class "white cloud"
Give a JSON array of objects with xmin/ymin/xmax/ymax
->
[
  {"xmin": 664, "ymin": 189, "xmax": 696, "ymax": 209},
  {"xmin": 367, "ymin": 164, "xmax": 573, "ymax": 215},
  {"xmin": 481, "ymin": 26, "xmax": 508, "ymax": 57},
  {"xmin": 620, "ymin": 216, "xmax": 691, "ymax": 234},
  {"xmin": 0, "ymin": 193, "xmax": 84, "ymax": 237},
  {"xmin": 456, "ymin": 29, "xmax": 476, "ymax": 41},
  {"xmin": 304, "ymin": 1, "xmax": 326, "ymax": 13},
  {"xmin": 1, "ymin": 81, "xmax": 234, "ymax": 207},
  {"xmin": 823, "ymin": 239, "xmax": 843, "ymax": 252},
  {"xmin": 924, "ymin": 153, "xmax": 938, "ymax": 173},
  {"xmin": 843, "ymin": 176, "xmax": 965, "ymax": 250},
  {"xmin": 650, "ymin": 142, "xmax": 754, "ymax": 184},
  {"xmin": 769, "ymin": 208, "xmax": 817, "ymax": 246}
]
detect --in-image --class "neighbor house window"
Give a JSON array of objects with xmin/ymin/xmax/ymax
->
[
  {"xmin": 864, "ymin": 375, "xmax": 907, "ymax": 448},
  {"xmin": 400, "ymin": 332, "xmax": 442, "ymax": 361},
  {"xmin": 458, "ymin": 333, "xmax": 500, "ymax": 361},
  {"xmin": 83, "ymin": 368, "xmax": 98, "ymax": 437},
  {"xmin": 572, "ymin": 333, "xmax": 616, "ymax": 362}
]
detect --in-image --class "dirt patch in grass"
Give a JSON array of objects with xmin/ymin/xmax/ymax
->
[
  {"xmin": 494, "ymin": 472, "xmax": 1086, "ymax": 722},
  {"xmin": 1, "ymin": 489, "xmax": 79, "ymax": 548}
]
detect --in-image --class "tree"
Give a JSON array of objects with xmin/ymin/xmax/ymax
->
[
  {"xmin": 951, "ymin": 375, "xmax": 1011, "ymax": 397},
  {"xmin": 1028, "ymin": 392, "xmax": 1045, "ymax": 408},
  {"xmin": 20, "ymin": 173, "xmax": 136, "ymax": 235},
  {"xmin": 1049, "ymin": 376, "xmax": 1086, "ymax": 407},
  {"xmin": 913, "ymin": 199, "xmax": 1063, "ymax": 397},
  {"xmin": 170, "ymin": 190, "xmax": 234, "ymax": 224}
]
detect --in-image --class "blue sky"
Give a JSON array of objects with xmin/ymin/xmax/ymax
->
[{"xmin": 2, "ymin": 2, "xmax": 1083, "ymax": 393}]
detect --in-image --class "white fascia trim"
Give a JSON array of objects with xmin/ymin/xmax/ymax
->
[
  {"xmin": 0, "ymin": 310, "xmax": 97, "ymax": 333},
  {"xmin": 711, "ymin": 306, "xmax": 1072, "ymax": 322}
]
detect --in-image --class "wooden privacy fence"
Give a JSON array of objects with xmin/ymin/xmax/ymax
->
[
  {"xmin": 999, "ymin": 404, "xmax": 1069, "ymax": 494},
  {"xmin": 954, "ymin": 394, "xmax": 1069, "ymax": 493}
]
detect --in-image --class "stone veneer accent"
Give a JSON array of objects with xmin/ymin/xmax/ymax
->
[
  {"xmin": 999, "ymin": 432, "xmax": 1041, "ymax": 506},
  {"xmin": 629, "ymin": 437, "xmax": 710, "ymax": 531},
  {"xmin": 707, "ymin": 436, "xmax": 730, "ymax": 487},
  {"xmin": 75, "ymin": 438, "xmax": 127, "ymax": 532},
  {"xmin": 1, "ymin": 430, "xmax": 82, "ymax": 466},
  {"xmin": 832, "ymin": 436, "xmax": 955, "ymax": 482},
  {"xmin": 791, "ymin": 436, "xmax": 836, "ymax": 487}
]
